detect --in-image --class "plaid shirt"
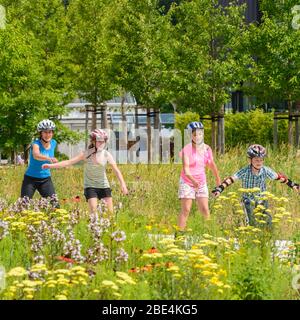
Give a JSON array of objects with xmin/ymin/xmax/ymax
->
[{"xmin": 233, "ymin": 165, "xmax": 277, "ymax": 198}]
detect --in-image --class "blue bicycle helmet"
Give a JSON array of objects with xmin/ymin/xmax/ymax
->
[{"xmin": 186, "ymin": 121, "xmax": 204, "ymax": 130}]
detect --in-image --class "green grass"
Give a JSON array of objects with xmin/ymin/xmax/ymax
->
[{"xmin": 0, "ymin": 145, "xmax": 299, "ymax": 300}]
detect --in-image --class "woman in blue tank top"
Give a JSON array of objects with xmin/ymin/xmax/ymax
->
[{"xmin": 21, "ymin": 119, "xmax": 59, "ymax": 206}]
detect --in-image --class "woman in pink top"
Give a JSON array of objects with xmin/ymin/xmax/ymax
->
[{"xmin": 178, "ymin": 122, "xmax": 221, "ymax": 231}]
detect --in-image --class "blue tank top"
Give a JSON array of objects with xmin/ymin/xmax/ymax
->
[{"xmin": 25, "ymin": 139, "xmax": 57, "ymax": 178}]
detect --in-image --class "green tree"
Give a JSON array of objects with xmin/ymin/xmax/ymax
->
[
  {"xmin": 241, "ymin": 0, "xmax": 300, "ymax": 145},
  {"xmin": 167, "ymin": 0, "xmax": 248, "ymax": 151},
  {"xmin": 104, "ymin": 0, "xmax": 173, "ymax": 162},
  {"xmin": 0, "ymin": 1, "xmax": 79, "ymax": 162},
  {"xmin": 66, "ymin": 0, "xmax": 119, "ymax": 131}
]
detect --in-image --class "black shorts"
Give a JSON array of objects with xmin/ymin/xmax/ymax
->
[
  {"xmin": 21, "ymin": 175, "xmax": 56, "ymax": 199},
  {"xmin": 84, "ymin": 187, "xmax": 112, "ymax": 201}
]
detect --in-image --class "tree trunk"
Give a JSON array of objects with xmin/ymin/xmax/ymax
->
[
  {"xmin": 217, "ymin": 106, "xmax": 225, "ymax": 154},
  {"xmin": 101, "ymin": 105, "xmax": 108, "ymax": 129},
  {"xmin": 147, "ymin": 107, "xmax": 152, "ymax": 164},
  {"xmin": 24, "ymin": 144, "xmax": 31, "ymax": 163},
  {"xmin": 153, "ymin": 109, "xmax": 160, "ymax": 163},
  {"xmin": 154, "ymin": 108, "xmax": 160, "ymax": 130},
  {"xmin": 273, "ymin": 117, "xmax": 278, "ymax": 149},
  {"xmin": 288, "ymin": 100, "xmax": 293, "ymax": 146},
  {"xmin": 120, "ymin": 94, "xmax": 127, "ymax": 152},
  {"xmin": 92, "ymin": 105, "xmax": 97, "ymax": 131},
  {"xmin": 296, "ymin": 117, "xmax": 299, "ymax": 148},
  {"xmin": 11, "ymin": 150, "xmax": 15, "ymax": 165},
  {"xmin": 211, "ymin": 113, "xmax": 216, "ymax": 151},
  {"xmin": 135, "ymin": 105, "xmax": 139, "ymax": 130}
]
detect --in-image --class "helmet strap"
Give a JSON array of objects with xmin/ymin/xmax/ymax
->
[
  {"xmin": 250, "ymin": 159, "xmax": 260, "ymax": 171},
  {"xmin": 192, "ymin": 140, "xmax": 204, "ymax": 146},
  {"xmin": 40, "ymin": 137, "xmax": 50, "ymax": 145}
]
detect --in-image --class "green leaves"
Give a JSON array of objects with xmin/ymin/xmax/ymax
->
[
  {"xmin": 165, "ymin": 0, "xmax": 248, "ymax": 115},
  {"xmin": 243, "ymin": 0, "xmax": 300, "ymax": 105},
  {"xmin": 0, "ymin": 1, "xmax": 76, "ymax": 157}
]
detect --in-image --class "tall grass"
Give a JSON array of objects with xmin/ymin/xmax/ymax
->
[{"xmin": 0, "ymin": 146, "xmax": 299, "ymax": 300}]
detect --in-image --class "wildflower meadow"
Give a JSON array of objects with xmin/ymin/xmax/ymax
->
[{"xmin": 0, "ymin": 146, "xmax": 299, "ymax": 300}]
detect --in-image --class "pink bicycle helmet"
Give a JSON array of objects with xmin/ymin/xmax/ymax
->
[{"xmin": 90, "ymin": 129, "xmax": 108, "ymax": 141}]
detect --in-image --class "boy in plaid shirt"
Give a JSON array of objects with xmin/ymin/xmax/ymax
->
[{"xmin": 212, "ymin": 144, "xmax": 299, "ymax": 227}]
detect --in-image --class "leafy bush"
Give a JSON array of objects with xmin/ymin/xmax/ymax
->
[{"xmin": 175, "ymin": 110, "xmax": 289, "ymax": 147}]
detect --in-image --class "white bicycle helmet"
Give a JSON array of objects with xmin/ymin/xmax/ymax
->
[
  {"xmin": 247, "ymin": 144, "xmax": 266, "ymax": 158},
  {"xmin": 37, "ymin": 119, "xmax": 56, "ymax": 132}
]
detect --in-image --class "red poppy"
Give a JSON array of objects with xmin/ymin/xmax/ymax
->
[
  {"xmin": 141, "ymin": 265, "xmax": 152, "ymax": 272},
  {"xmin": 73, "ymin": 196, "xmax": 81, "ymax": 203},
  {"xmin": 56, "ymin": 256, "xmax": 76, "ymax": 264},
  {"xmin": 148, "ymin": 247, "xmax": 158, "ymax": 254},
  {"xmin": 128, "ymin": 267, "xmax": 139, "ymax": 273},
  {"xmin": 165, "ymin": 261, "xmax": 174, "ymax": 268}
]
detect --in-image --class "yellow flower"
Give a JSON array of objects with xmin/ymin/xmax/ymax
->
[
  {"xmin": 218, "ymin": 269, "xmax": 227, "ymax": 276},
  {"xmin": 55, "ymin": 209, "xmax": 68, "ymax": 214},
  {"xmin": 210, "ymin": 277, "xmax": 224, "ymax": 287},
  {"xmin": 202, "ymin": 234, "xmax": 212, "ymax": 239},
  {"xmin": 31, "ymin": 264, "xmax": 47, "ymax": 272},
  {"xmin": 252, "ymin": 240, "xmax": 261, "ymax": 245},
  {"xmin": 102, "ymin": 280, "xmax": 119, "ymax": 291},
  {"xmin": 56, "ymin": 295, "xmax": 68, "ymax": 300},
  {"xmin": 75, "ymin": 271, "xmax": 89, "ymax": 278},
  {"xmin": 23, "ymin": 288, "xmax": 35, "ymax": 293},
  {"xmin": 22, "ymin": 280, "xmax": 40, "ymax": 287},
  {"xmin": 116, "ymin": 272, "xmax": 136, "ymax": 285},
  {"xmin": 257, "ymin": 220, "xmax": 267, "ymax": 224},
  {"xmin": 7, "ymin": 267, "xmax": 28, "ymax": 277},
  {"xmin": 167, "ymin": 266, "xmax": 180, "ymax": 272},
  {"xmin": 113, "ymin": 292, "xmax": 122, "ymax": 298},
  {"xmin": 54, "ymin": 269, "xmax": 71, "ymax": 275},
  {"xmin": 7, "ymin": 286, "xmax": 17, "ymax": 292},
  {"xmin": 213, "ymin": 205, "xmax": 223, "ymax": 210}
]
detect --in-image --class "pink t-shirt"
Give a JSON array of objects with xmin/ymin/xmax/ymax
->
[{"xmin": 179, "ymin": 143, "xmax": 213, "ymax": 187}]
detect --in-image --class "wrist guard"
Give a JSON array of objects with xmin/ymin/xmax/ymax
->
[
  {"xmin": 287, "ymin": 179, "xmax": 299, "ymax": 189},
  {"xmin": 212, "ymin": 185, "xmax": 224, "ymax": 194},
  {"xmin": 276, "ymin": 172, "xmax": 288, "ymax": 183}
]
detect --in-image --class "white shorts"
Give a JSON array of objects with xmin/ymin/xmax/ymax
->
[{"xmin": 178, "ymin": 177, "xmax": 209, "ymax": 199}]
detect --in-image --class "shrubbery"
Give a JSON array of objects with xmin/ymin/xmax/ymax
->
[{"xmin": 175, "ymin": 109, "xmax": 289, "ymax": 147}]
